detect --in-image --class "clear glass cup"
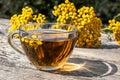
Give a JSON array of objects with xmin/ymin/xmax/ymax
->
[{"xmin": 8, "ymin": 23, "xmax": 77, "ymax": 71}]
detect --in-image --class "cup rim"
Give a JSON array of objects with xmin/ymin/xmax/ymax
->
[{"xmin": 19, "ymin": 22, "xmax": 78, "ymax": 34}]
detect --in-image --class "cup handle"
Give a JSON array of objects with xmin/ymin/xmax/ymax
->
[{"xmin": 8, "ymin": 30, "xmax": 25, "ymax": 55}]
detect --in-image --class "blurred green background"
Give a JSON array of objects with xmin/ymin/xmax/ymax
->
[{"xmin": 0, "ymin": 0, "xmax": 120, "ymax": 24}]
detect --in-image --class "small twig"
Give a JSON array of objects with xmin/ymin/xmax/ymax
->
[{"xmin": 102, "ymin": 28, "xmax": 113, "ymax": 41}]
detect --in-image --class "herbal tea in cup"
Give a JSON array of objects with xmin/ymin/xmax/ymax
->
[{"xmin": 8, "ymin": 23, "xmax": 77, "ymax": 71}]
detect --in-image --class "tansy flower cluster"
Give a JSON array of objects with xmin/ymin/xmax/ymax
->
[
  {"xmin": 9, "ymin": 0, "xmax": 103, "ymax": 48},
  {"xmin": 52, "ymin": 0, "xmax": 77, "ymax": 24},
  {"xmin": 52, "ymin": 0, "xmax": 102, "ymax": 48},
  {"xmin": 8, "ymin": 6, "xmax": 46, "ymax": 33},
  {"xmin": 108, "ymin": 19, "xmax": 120, "ymax": 44},
  {"xmin": 21, "ymin": 34, "xmax": 42, "ymax": 48}
]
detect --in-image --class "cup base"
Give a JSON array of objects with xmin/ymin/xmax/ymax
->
[
  {"xmin": 36, "ymin": 62, "xmax": 81, "ymax": 71},
  {"xmin": 36, "ymin": 66, "xmax": 62, "ymax": 71}
]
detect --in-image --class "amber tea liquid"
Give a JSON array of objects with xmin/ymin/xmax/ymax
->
[{"xmin": 20, "ymin": 29, "xmax": 76, "ymax": 70}]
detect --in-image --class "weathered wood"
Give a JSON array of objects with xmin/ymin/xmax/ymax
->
[{"xmin": 0, "ymin": 18, "xmax": 120, "ymax": 80}]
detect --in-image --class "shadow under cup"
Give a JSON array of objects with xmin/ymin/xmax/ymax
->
[{"xmin": 19, "ymin": 23, "xmax": 78, "ymax": 71}]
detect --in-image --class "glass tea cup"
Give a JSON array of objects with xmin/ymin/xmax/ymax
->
[{"xmin": 8, "ymin": 23, "xmax": 77, "ymax": 71}]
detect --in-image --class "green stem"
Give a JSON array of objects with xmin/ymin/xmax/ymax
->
[{"xmin": 113, "ymin": 13, "xmax": 120, "ymax": 20}]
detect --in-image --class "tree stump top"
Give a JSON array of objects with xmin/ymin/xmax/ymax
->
[{"xmin": 0, "ymin": 18, "xmax": 120, "ymax": 80}]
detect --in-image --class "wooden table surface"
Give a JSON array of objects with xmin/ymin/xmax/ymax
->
[{"xmin": 0, "ymin": 19, "xmax": 120, "ymax": 80}]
